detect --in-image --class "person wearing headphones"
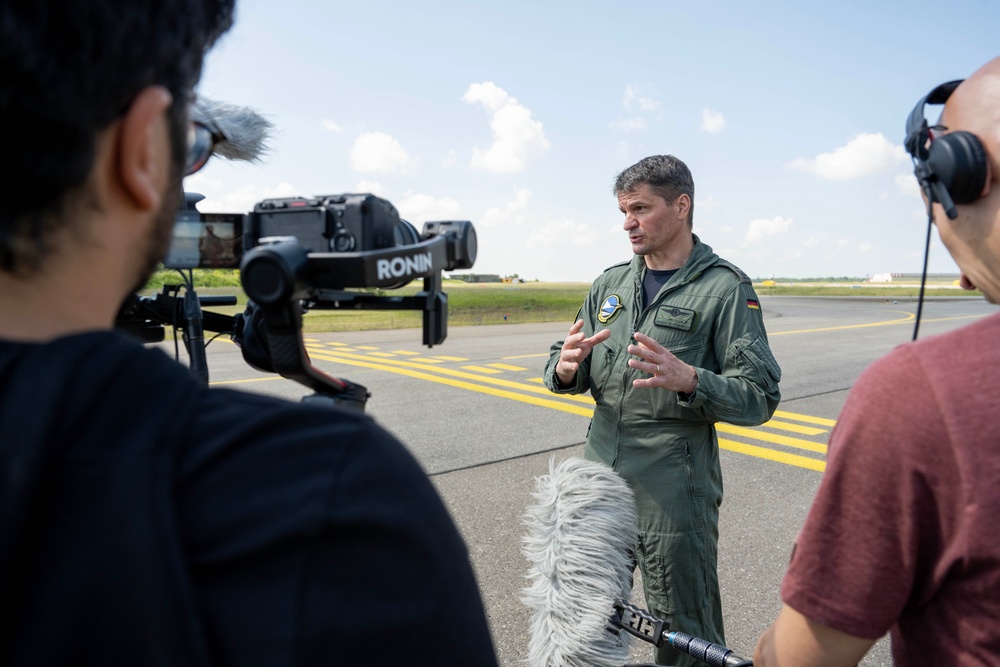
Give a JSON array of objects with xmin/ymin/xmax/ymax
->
[{"xmin": 753, "ymin": 56, "xmax": 1000, "ymax": 666}]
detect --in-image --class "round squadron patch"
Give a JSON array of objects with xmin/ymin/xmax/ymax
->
[{"xmin": 597, "ymin": 294, "xmax": 623, "ymax": 324}]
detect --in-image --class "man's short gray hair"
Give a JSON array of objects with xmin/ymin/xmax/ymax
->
[{"xmin": 613, "ymin": 155, "xmax": 695, "ymax": 226}]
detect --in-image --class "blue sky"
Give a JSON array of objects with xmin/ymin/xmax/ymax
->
[{"xmin": 188, "ymin": 0, "xmax": 999, "ymax": 282}]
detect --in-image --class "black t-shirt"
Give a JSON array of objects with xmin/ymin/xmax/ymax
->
[
  {"xmin": 643, "ymin": 268, "xmax": 678, "ymax": 307},
  {"xmin": 0, "ymin": 330, "xmax": 498, "ymax": 666}
]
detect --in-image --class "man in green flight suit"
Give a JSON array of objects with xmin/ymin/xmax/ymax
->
[{"xmin": 544, "ymin": 154, "xmax": 782, "ymax": 666}]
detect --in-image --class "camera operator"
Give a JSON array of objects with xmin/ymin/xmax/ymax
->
[
  {"xmin": 753, "ymin": 56, "xmax": 1000, "ymax": 666},
  {"xmin": 0, "ymin": 2, "xmax": 498, "ymax": 665}
]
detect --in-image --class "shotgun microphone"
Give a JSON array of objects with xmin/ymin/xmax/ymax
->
[
  {"xmin": 522, "ymin": 457, "xmax": 638, "ymax": 667},
  {"xmin": 522, "ymin": 457, "xmax": 753, "ymax": 667},
  {"xmin": 190, "ymin": 96, "xmax": 272, "ymax": 162}
]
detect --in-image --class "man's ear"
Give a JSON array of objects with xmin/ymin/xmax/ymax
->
[
  {"xmin": 675, "ymin": 193, "xmax": 691, "ymax": 220},
  {"xmin": 116, "ymin": 86, "xmax": 174, "ymax": 212}
]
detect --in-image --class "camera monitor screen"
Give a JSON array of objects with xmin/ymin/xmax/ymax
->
[{"xmin": 164, "ymin": 213, "xmax": 244, "ymax": 269}]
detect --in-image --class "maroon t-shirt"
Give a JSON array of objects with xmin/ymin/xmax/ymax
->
[{"xmin": 781, "ymin": 311, "xmax": 1000, "ymax": 664}]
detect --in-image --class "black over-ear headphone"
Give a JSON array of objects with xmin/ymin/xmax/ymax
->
[{"xmin": 904, "ymin": 79, "xmax": 989, "ymax": 220}]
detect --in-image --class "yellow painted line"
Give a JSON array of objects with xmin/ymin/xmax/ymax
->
[
  {"xmin": 407, "ymin": 358, "xmax": 445, "ymax": 364},
  {"xmin": 461, "ymin": 365, "xmax": 503, "ymax": 374},
  {"xmin": 355, "ymin": 345, "xmax": 380, "ymax": 350},
  {"xmin": 391, "ymin": 350, "xmax": 421, "ymax": 356},
  {"xmin": 503, "ymin": 353, "xmax": 550, "ymax": 360},
  {"xmin": 307, "ymin": 347, "xmax": 598, "ymax": 405},
  {"xmin": 209, "ymin": 376, "xmax": 285, "ymax": 386},
  {"xmin": 431, "ymin": 355, "xmax": 468, "ymax": 361},
  {"xmin": 760, "ymin": 420, "xmax": 827, "ymax": 436},
  {"xmin": 720, "ymin": 439, "xmax": 826, "ymax": 472},
  {"xmin": 922, "ymin": 314, "xmax": 986, "ymax": 324},
  {"xmin": 306, "ymin": 352, "xmax": 595, "ymax": 416},
  {"xmin": 488, "ymin": 363, "xmax": 528, "ymax": 371},
  {"xmin": 367, "ymin": 352, "xmax": 397, "ymax": 358},
  {"xmin": 718, "ymin": 424, "xmax": 828, "ymax": 454},
  {"xmin": 773, "ymin": 410, "xmax": 837, "ymax": 427},
  {"xmin": 304, "ymin": 347, "xmax": 832, "ymax": 473},
  {"xmin": 770, "ymin": 310, "xmax": 915, "ymax": 336},
  {"xmin": 527, "ymin": 378, "xmax": 545, "ymax": 384}
]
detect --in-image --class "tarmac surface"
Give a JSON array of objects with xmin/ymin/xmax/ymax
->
[{"xmin": 191, "ymin": 294, "xmax": 997, "ymax": 666}]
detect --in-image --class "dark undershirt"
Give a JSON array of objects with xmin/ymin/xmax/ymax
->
[{"xmin": 643, "ymin": 268, "xmax": 678, "ymax": 307}]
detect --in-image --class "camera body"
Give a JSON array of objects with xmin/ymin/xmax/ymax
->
[
  {"xmin": 138, "ymin": 191, "xmax": 477, "ymax": 407},
  {"xmin": 164, "ymin": 192, "xmax": 412, "ymax": 271},
  {"xmin": 247, "ymin": 193, "xmax": 414, "ymax": 256}
]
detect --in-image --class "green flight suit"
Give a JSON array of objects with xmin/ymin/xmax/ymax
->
[{"xmin": 544, "ymin": 236, "xmax": 781, "ymax": 666}]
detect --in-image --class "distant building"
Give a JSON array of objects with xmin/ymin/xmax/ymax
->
[
  {"xmin": 446, "ymin": 273, "xmax": 503, "ymax": 283},
  {"xmin": 869, "ymin": 272, "xmax": 960, "ymax": 283}
]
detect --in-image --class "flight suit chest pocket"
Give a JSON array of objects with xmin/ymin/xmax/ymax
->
[{"xmin": 654, "ymin": 306, "xmax": 695, "ymax": 332}]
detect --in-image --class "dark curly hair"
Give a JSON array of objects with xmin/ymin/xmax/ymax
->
[{"xmin": 0, "ymin": 0, "xmax": 235, "ymax": 273}]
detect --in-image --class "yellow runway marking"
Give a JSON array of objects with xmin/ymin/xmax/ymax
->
[
  {"xmin": 772, "ymin": 410, "xmax": 837, "ymax": 427},
  {"xmin": 461, "ymin": 365, "xmax": 503, "ymax": 374},
  {"xmin": 210, "ymin": 376, "xmax": 285, "ymax": 386},
  {"xmin": 720, "ymin": 439, "xmax": 826, "ymax": 473},
  {"xmin": 759, "ymin": 419, "xmax": 828, "ymax": 436},
  {"xmin": 305, "ymin": 351, "xmax": 595, "ymax": 416},
  {"xmin": 304, "ymin": 345, "xmax": 832, "ymax": 473},
  {"xmin": 770, "ymin": 310, "xmax": 914, "ymax": 336},
  {"xmin": 719, "ymin": 424, "xmax": 827, "ymax": 454},
  {"xmin": 306, "ymin": 347, "xmax": 597, "ymax": 404},
  {"xmin": 488, "ymin": 363, "xmax": 529, "ymax": 371}
]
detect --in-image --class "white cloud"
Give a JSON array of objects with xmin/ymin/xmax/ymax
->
[
  {"xmin": 395, "ymin": 191, "xmax": 463, "ymax": 223},
  {"xmin": 354, "ymin": 179, "xmax": 387, "ymax": 198},
  {"xmin": 609, "ymin": 117, "xmax": 647, "ymax": 133},
  {"xmin": 859, "ymin": 242, "xmax": 874, "ymax": 252},
  {"xmin": 837, "ymin": 239, "xmax": 850, "ymax": 248},
  {"xmin": 787, "ymin": 133, "xmax": 907, "ymax": 181},
  {"xmin": 697, "ymin": 194, "xmax": 722, "ymax": 211},
  {"xmin": 700, "ymin": 109, "xmax": 727, "ymax": 134},
  {"xmin": 322, "ymin": 119, "xmax": 344, "ymax": 133},
  {"xmin": 896, "ymin": 171, "xmax": 922, "ymax": 198},
  {"xmin": 350, "ymin": 131, "xmax": 416, "ymax": 173},
  {"xmin": 189, "ymin": 181, "xmax": 301, "ymax": 213},
  {"xmin": 464, "ymin": 82, "xmax": 550, "ymax": 173},
  {"xmin": 481, "ymin": 189, "xmax": 532, "ymax": 228},
  {"xmin": 527, "ymin": 219, "xmax": 602, "ymax": 248},
  {"xmin": 745, "ymin": 216, "xmax": 793, "ymax": 243},
  {"xmin": 623, "ymin": 84, "xmax": 661, "ymax": 113},
  {"xmin": 610, "ymin": 85, "xmax": 661, "ymax": 134},
  {"xmin": 442, "ymin": 150, "xmax": 458, "ymax": 168}
]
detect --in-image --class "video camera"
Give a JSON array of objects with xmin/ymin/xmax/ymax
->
[{"xmin": 117, "ymin": 191, "xmax": 477, "ymax": 410}]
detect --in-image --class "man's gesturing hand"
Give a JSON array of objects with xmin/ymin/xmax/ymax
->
[
  {"xmin": 628, "ymin": 332, "xmax": 698, "ymax": 394},
  {"xmin": 555, "ymin": 319, "xmax": 611, "ymax": 387}
]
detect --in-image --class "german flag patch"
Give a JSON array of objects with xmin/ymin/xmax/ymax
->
[{"xmin": 747, "ymin": 299, "xmax": 760, "ymax": 310}]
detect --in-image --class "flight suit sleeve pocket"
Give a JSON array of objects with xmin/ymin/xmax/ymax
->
[{"xmin": 735, "ymin": 335, "xmax": 781, "ymax": 392}]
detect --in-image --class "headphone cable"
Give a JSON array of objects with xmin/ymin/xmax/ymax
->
[{"xmin": 913, "ymin": 195, "xmax": 935, "ymax": 341}]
